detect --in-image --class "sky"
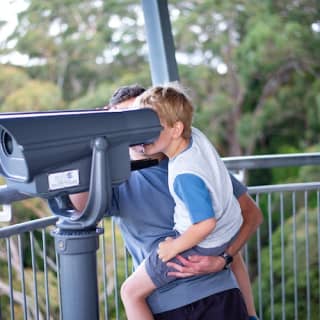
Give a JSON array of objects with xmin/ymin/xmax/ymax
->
[
  {"xmin": 0, "ymin": 0, "xmax": 22, "ymax": 41},
  {"xmin": 0, "ymin": 0, "xmax": 28, "ymax": 64}
]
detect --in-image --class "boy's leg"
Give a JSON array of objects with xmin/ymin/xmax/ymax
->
[
  {"xmin": 121, "ymin": 261, "xmax": 157, "ymax": 320},
  {"xmin": 231, "ymin": 252, "xmax": 258, "ymax": 318}
]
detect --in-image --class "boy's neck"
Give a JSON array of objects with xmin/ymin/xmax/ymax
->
[{"xmin": 167, "ymin": 137, "xmax": 189, "ymax": 159}]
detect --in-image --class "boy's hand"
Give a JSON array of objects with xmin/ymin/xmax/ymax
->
[{"xmin": 157, "ymin": 237, "xmax": 178, "ymax": 262}]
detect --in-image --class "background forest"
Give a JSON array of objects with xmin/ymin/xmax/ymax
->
[
  {"xmin": 1, "ymin": 0, "xmax": 320, "ymax": 161},
  {"xmin": 0, "ymin": 0, "xmax": 320, "ymax": 319}
]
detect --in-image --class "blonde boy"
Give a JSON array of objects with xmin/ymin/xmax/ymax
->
[{"xmin": 120, "ymin": 84, "xmax": 245, "ymax": 320}]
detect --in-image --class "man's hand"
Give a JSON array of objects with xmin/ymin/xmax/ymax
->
[
  {"xmin": 166, "ymin": 254, "xmax": 225, "ymax": 277},
  {"xmin": 157, "ymin": 237, "xmax": 179, "ymax": 262}
]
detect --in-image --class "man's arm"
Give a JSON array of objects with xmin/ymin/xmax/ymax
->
[
  {"xmin": 224, "ymin": 192, "xmax": 263, "ymax": 257},
  {"xmin": 68, "ymin": 188, "xmax": 119, "ymax": 217},
  {"xmin": 166, "ymin": 192, "xmax": 263, "ymax": 276},
  {"xmin": 69, "ymin": 192, "xmax": 88, "ymax": 212}
]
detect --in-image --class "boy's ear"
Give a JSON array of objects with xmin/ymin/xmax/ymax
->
[{"xmin": 172, "ymin": 121, "xmax": 184, "ymax": 138}]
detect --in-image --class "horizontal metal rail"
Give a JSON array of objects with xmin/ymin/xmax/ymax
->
[
  {"xmin": 249, "ymin": 181, "xmax": 320, "ymax": 193},
  {"xmin": 0, "ymin": 216, "xmax": 58, "ymax": 239},
  {"xmin": 224, "ymin": 152, "xmax": 320, "ymax": 170}
]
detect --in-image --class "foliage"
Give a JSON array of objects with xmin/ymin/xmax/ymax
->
[
  {"xmin": 3, "ymin": 80, "xmax": 64, "ymax": 112},
  {"xmin": 70, "ymin": 66, "xmax": 151, "ymax": 109},
  {"xmin": 1, "ymin": 0, "xmax": 319, "ymax": 158},
  {"xmin": 7, "ymin": 0, "xmax": 147, "ymax": 101},
  {"xmin": 0, "ymin": 65, "xmax": 29, "ymax": 106}
]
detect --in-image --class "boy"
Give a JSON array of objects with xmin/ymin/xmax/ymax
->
[{"xmin": 120, "ymin": 84, "xmax": 246, "ymax": 320}]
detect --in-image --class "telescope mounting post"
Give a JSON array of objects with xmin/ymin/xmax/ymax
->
[{"xmin": 52, "ymin": 137, "xmax": 110, "ymax": 320}]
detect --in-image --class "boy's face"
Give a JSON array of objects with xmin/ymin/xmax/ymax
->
[{"xmin": 143, "ymin": 120, "xmax": 174, "ymax": 157}]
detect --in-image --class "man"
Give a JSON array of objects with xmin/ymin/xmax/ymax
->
[{"xmin": 70, "ymin": 84, "xmax": 262, "ymax": 319}]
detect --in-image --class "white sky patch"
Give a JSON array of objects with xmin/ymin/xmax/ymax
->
[
  {"xmin": 0, "ymin": 0, "xmax": 28, "ymax": 41},
  {"xmin": 0, "ymin": 0, "xmax": 29, "ymax": 65},
  {"xmin": 216, "ymin": 63, "xmax": 227, "ymax": 75},
  {"xmin": 0, "ymin": 51, "xmax": 27, "ymax": 65},
  {"xmin": 190, "ymin": 25, "xmax": 202, "ymax": 34},
  {"xmin": 311, "ymin": 21, "xmax": 320, "ymax": 33},
  {"xmin": 0, "ymin": 1, "xmax": 17, "ymax": 42},
  {"xmin": 109, "ymin": 15, "xmax": 122, "ymax": 29}
]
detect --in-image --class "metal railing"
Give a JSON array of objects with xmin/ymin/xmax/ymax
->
[
  {"xmin": 1, "ymin": 153, "xmax": 320, "ymax": 320},
  {"xmin": 0, "ymin": 217, "xmax": 59, "ymax": 320},
  {"xmin": 247, "ymin": 183, "xmax": 320, "ymax": 320}
]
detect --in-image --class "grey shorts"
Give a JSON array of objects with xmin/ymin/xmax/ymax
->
[{"xmin": 145, "ymin": 233, "xmax": 235, "ymax": 288}]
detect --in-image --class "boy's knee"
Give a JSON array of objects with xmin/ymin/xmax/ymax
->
[
  {"xmin": 121, "ymin": 278, "xmax": 141, "ymax": 302},
  {"xmin": 120, "ymin": 279, "xmax": 132, "ymax": 302},
  {"xmin": 121, "ymin": 277, "xmax": 150, "ymax": 303}
]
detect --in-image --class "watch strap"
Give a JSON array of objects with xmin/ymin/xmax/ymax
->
[{"xmin": 219, "ymin": 252, "xmax": 233, "ymax": 269}]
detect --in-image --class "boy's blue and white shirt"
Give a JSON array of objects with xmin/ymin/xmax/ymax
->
[{"xmin": 168, "ymin": 127, "xmax": 243, "ymax": 248}]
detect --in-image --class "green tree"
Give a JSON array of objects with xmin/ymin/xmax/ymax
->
[
  {"xmin": 1, "ymin": 0, "xmax": 319, "ymax": 159},
  {"xmin": 70, "ymin": 65, "xmax": 151, "ymax": 109},
  {"xmin": 6, "ymin": 0, "xmax": 148, "ymax": 101},
  {"xmin": 3, "ymin": 80, "xmax": 63, "ymax": 112},
  {"xmin": 168, "ymin": 1, "xmax": 320, "ymax": 156},
  {"xmin": 0, "ymin": 65, "xmax": 29, "ymax": 105}
]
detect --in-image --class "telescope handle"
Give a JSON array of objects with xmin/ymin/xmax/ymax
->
[{"xmin": 55, "ymin": 137, "xmax": 111, "ymax": 230}]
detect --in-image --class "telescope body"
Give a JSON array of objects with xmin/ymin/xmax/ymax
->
[{"xmin": 0, "ymin": 108, "xmax": 161, "ymax": 198}]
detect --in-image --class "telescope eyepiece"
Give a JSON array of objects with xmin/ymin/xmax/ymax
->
[{"xmin": 1, "ymin": 131, "xmax": 14, "ymax": 156}]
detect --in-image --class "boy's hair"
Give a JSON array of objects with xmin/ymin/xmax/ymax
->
[
  {"xmin": 139, "ymin": 83, "xmax": 194, "ymax": 139},
  {"xmin": 109, "ymin": 84, "xmax": 146, "ymax": 107}
]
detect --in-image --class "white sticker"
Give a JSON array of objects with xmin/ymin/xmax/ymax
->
[
  {"xmin": 48, "ymin": 170, "xmax": 80, "ymax": 190},
  {"xmin": 0, "ymin": 204, "xmax": 12, "ymax": 222},
  {"xmin": 0, "ymin": 185, "xmax": 12, "ymax": 222}
]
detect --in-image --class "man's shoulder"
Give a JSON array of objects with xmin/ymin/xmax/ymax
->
[{"xmin": 120, "ymin": 161, "xmax": 169, "ymax": 196}]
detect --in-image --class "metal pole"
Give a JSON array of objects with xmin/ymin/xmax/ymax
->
[
  {"xmin": 141, "ymin": 0, "xmax": 179, "ymax": 84},
  {"xmin": 53, "ymin": 228, "xmax": 103, "ymax": 320}
]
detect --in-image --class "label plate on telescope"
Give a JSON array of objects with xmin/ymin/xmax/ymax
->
[{"xmin": 48, "ymin": 170, "xmax": 80, "ymax": 190}]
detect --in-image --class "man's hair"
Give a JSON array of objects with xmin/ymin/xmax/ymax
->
[
  {"xmin": 109, "ymin": 84, "xmax": 146, "ymax": 107},
  {"xmin": 139, "ymin": 82, "xmax": 194, "ymax": 139}
]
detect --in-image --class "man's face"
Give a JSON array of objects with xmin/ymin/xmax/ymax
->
[{"xmin": 109, "ymin": 97, "xmax": 136, "ymax": 111}]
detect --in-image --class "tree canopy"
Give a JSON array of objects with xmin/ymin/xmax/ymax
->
[{"xmin": 2, "ymin": 0, "xmax": 318, "ymax": 158}]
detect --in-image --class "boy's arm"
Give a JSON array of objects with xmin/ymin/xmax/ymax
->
[
  {"xmin": 158, "ymin": 218, "xmax": 216, "ymax": 262},
  {"xmin": 159, "ymin": 173, "xmax": 216, "ymax": 263},
  {"xmin": 166, "ymin": 192, "xmax": 263, "ymax": 275}
]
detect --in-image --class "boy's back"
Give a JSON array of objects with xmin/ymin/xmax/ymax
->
[{"xmin": 168, "ymin": 127, "xmax": 243, "ymax": 248}]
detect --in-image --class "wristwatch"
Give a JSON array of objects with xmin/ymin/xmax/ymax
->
[{"xmin": 219, "ymin": 252, "xmax": 233, "ymax": 269}]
